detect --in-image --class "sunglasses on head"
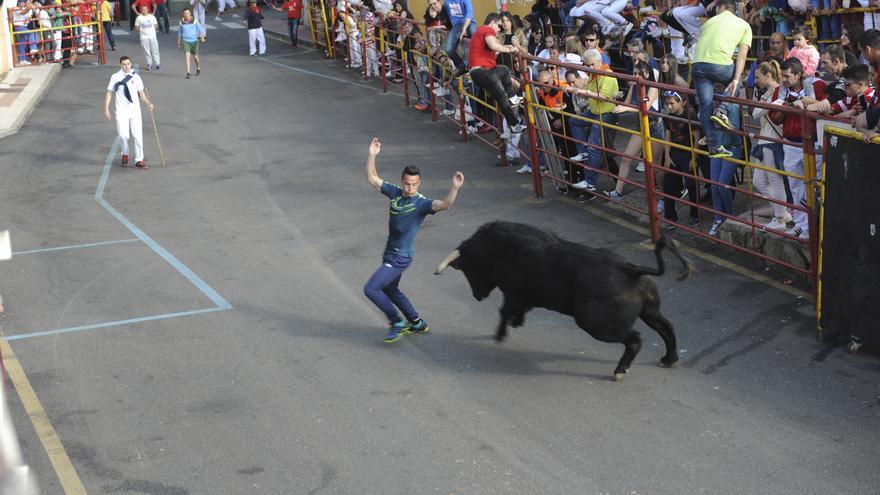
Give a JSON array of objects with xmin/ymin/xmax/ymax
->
[{"xmin": 663, "ymin": 90, "xmax": 683, "ymax": 101}]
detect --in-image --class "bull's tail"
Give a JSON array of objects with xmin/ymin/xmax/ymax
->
[{"xmin": 631, "ymin": 236, "xmax": 695, "ymax": 281}]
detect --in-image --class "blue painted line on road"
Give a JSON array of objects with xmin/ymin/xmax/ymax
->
[
  {"xmin": 96, "ymin": 139, "xmax": 233, "ymax": 310},
  {"xmin": 12, "ymin": 238, "xmax": 140, "ymax": 256},
  {"xmin": 4, "ymin": 307, "xmax": 228, "ymax": 342},
  {"xmin": 258, "ymin": 57, "xmax": 405, "ymax": 97}
]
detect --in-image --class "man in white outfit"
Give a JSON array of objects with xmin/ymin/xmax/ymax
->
[
  {"xmin": 135, "ymin": 5, "xmax": 161, "ymax": 70},
  {"xmin": 215, "ymin": 0, "xmax": 239, "ymax": 21},
  {"xmin": 104, "ymin": 56, "xmax": 155, "ymax": 169},
  {"xmin": 191, "ymin": 0, "xmax": 207, "ymax": 26}
]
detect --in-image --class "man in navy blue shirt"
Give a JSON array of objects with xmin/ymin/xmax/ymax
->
[{"xmin": 364, "ymin": 137, "xmax": 465, "ymax": 343}]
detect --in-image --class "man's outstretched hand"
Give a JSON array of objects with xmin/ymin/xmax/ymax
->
[
  {"xmin": 369, "ymin": 137, "xmax": 381, "ymax": 156},
  {"xmin": 452, "ymin": 171, "xmax": 464, "ymax": 188}
]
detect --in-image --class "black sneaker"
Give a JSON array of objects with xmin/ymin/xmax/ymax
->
[
  {"xmin": 196, "ymin": 68, "xmax": 201, "ymax": 76},
  {"xmin": 186, "ymin": 73, "xmax": 191, "ymax": 79}
]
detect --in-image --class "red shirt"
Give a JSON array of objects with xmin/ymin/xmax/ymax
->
[
  {"xmin": 281, "ymin": 0, "xmax": 303, "ymax": 19},
  {"xmin": 132, "ymin": 0, "xmax": 155, "ymax": 13},
  {"xmin": 468, "ymin": 25, "xmax": 497, "ymax": 70}
]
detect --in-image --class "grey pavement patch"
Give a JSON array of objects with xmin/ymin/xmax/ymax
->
[
  {"xmin": 0, "ymin": 63, "xmax": 61, "ymax": 139},
  {"xmin": 107, "ymin": 479, "xmax": 190, "ymax": 495},
  {"xmin": 237, "ymin": 466, "xmax": 264, "ymax": 475}
]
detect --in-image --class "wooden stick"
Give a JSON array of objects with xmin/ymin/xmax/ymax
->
[{"xmin": 145, "ymin": 89, "xmax": 167, "ymax": 168}]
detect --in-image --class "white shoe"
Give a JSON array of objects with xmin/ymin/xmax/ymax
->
[
  {"xmin": 764, "ymin": 219, "xmax": 787, "ymax": 231},
  {"xmin": 19, "ymin": 60, "xmax": 31, "ymax": 65},
  {"xmin": 215, "ymin": 16, "xmax": 222, "ymax": 21},
  {"xmin": 656, "ymin": 199, "xmax": 664, "ymax": 213},
  {"xmin": 783, "ymin": 211, "xmax": 793, "ymax": 224},
  {"xmin": 636, "ymin": 162, "xmax": 645, "ymax": 172},
  {"xmin": 442, "ymin": 108, "xmax": 455, "ymax": 116},
  {"xmin": 516, "ymin": 164, "xmax": 532, "ymax": 174},
  {"xmin": 601, "ymin": 22, "xmax": 615, "ymax": 35},
  {"xmin": 433, "ymin": 86, "xmax": 450, "ymax": 96},
  {"xmin": 509, "ymin": 95, "xmax": 523, "ymax": 106},
  {"xmin": 572, "ymin": 180, "xmax": 595, "ymax": 190},
  {"xmin": 500, "ymin": 128, "xmax": 511, "ymax": 139},
  {"xmin": 570, "ymin": 152, "xmax": 589, "ymax": 162},
  {"xmin": 621, "ymin": 22, "xmax": 633, "ymax": 38}
]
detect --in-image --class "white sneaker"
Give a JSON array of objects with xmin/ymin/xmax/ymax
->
[
  {"xmin": 19, "ymin": 60, "xmax": 31, "ymax": 65},
  {"xmin": 442, "ymin": 108, "xmax": 455, "ymax": 116},
  {"xmin": 570, "ymin": 152, "xmax": 589, "ymax": 162},
  {"xmin": 783, "ymin": 211, "xmax": 793, "ymax": 224},
  {"xmin": 621, "ymin": 22, "xmax": 633, "ymax": 38},
  {"xmin": 709, "ymin": 220, "xmax": 725, "ymax": 236},
  {"xmin": 656, "ymin": 199, "xmax": 664, "ymax": 213},
  {"xmin": 601, "ymin": 23, "xmax": 615, "ymax": 35},
  {"xmin": 433, "ymin": 86, "xmax": 450, "ymax": 96},
  {"xmin": 571, "ymin": 180, "xmax": 590, "ymax": 190},
  {"xmin": 636, "ymin": 162, "xmax": 645, "ymax": 172},
  {"xmin": 215, "ymin": 16, "xmax": 222, "ymax": 21},
  {"xmin": 509, "ymin": 95, "xmax": 523, "ymax": 106},
  {"xmin": 764, "ymin": 219, "xmax": 787, "ymax": 231},
  {"xmin": 516, "ymin": 164, "xmax": 532, "ymax": 174}
]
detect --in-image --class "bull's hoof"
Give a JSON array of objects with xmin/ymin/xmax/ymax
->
[
  {"xmin": 658, "ymin": 355, "xmax": 678, "ymax": 368},
  {"xmin": 612, "ymin": 370, "xmax": 628, "ymax": 381}
]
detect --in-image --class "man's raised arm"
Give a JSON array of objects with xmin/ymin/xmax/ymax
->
[
  {"xmin": 432, "ymin": 172, "xmax": 464, "ymax": 212},
  {"xmin": 366, "ymin": 137, "xmax": 384, "ymax": 191}
]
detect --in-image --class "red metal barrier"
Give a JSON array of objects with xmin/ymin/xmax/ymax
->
[{"xmin": 7, "ymin": 2, "xmax": 106, "ymax": 68}]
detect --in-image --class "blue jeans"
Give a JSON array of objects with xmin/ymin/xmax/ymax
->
[
  {"xmin": 14, "ymin": 26, "xmax": 36, "ymax": 62},
  {"xmin": 363, "ymin": 252, "xmax": 418, "ymax": 324},
  {"xmin": 710, "ymin": 146, "xmax": 743, "ymax": 222},
  {"xmin": 287, "ymin": 18, "xmax": 300, "ymax": 47},
  {"xmin": 692, "ymin": 62, "xmax": 735, "ymax": 151},
  {"xmin": 444, "ymin": 21, "xmax": 476, "ymax": 72},
  {"xmin": 569, "ymin": 111, "xmax": 618, "ymax": 185},
  {"xmin": 811, "ymin": 0, "xmax": 841, "ymax": 41},
  {"xmin": 156, "ymin": 3, "xmax": 170, "ymax": 33}
]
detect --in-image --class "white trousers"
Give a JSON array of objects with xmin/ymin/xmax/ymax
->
[
  {"xmin": 752, "ymin": 147, "xmax": 788, "ymax": 219},
  {"xmin": 782, "ymin": 144, "xmax": 809, "ymax": 234},
  {"xmin": 672, "ymin": 4, "xmax": 705, "ymax": 37},
  {"xmin": 117, "ymin": 110, "xmax": 144, "ymax": 161},
  {"xmin": 53, "ymin": 30, "xmax": 62, "ymax": 60},
  {"xmin": 248, "ymin": 27, "xmax": 266, "ymax": 55},
  {"xmin": 602, "ymin": 0, "xmax": 628, "ymax": 25},
  {"xmin": 218, "ymin": 0, "xmax": 236, "ymax": 13},
  {"xmin": 140, "ymin": 37, "xmax": 160, "ymax": 66},
  {"xmin": 576, "ymin": 1, "xmax": 613, "ymax": 29},
  {"xmin": 192, "ymin": 3, "xmax": 206, "ymax": 25}
]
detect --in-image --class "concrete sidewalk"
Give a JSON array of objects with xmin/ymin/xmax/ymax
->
[{"xmin": 0, "ymin": 63, "xmax": 61, "ymax": 140}]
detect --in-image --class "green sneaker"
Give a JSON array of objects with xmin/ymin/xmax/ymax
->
[
  {"xmin": 409, "ymin": 318, "xmax": 430, "ymax": 334},
  {"xmin": 384, "ymin": 320, "xmax": 411, "ymax": 343}
]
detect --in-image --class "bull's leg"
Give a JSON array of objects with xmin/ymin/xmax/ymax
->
[
  {"xmin": 641, "ymin": 310, "xmax": 678, "ymax": 368},
  {"xmin": 496, "ymin": 294, "xmax": 528, "ymax": 342},
  {"xmin": 612, "ymin": 329, "xmax": 642, "ymax": 381}
]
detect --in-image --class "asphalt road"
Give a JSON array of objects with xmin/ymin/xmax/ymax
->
[{"xmin": 1, "ymin": 23, "xmax": 879, "ymax": 495}]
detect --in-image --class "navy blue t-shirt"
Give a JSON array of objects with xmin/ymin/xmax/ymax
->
[{"xmin": 380, "ymin": 181, "xmax": 435, "ymax": 257}]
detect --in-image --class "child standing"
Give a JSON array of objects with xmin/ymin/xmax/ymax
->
[
  {"xmin": 661, "ymin": 90, "xmax": 701, "ymax": 230},
  {"xmin": 135, "ymin": 4, "xmax": 160, "ymax": 70},
  {"xmin": 242, "ymin": 0, "xmax": 265, "ymax": 56},
  {"xmin": 177, "ymin": 7, "xmax": 205, "ymax": 78}
]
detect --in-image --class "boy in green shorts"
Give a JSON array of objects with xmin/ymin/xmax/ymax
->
[{"xmin": 177, "ymin": 7, "xmax": 205, "ymax": 79}]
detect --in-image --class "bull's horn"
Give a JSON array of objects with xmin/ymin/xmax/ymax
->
[{"xmin": 434, "ymin": 249, "xmax": 460, "ymax": 274}]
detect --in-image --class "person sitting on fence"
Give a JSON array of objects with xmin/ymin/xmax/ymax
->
[
  {"xmin": 600, "ymin": 0, "xmax": 634, "ymax": 38},
  {"xmin": 856, "ymin": 0, "xmax": 880, "ymax": 33},
  {"xmin": 660, "ymin": 89, "xmax": 702, "ymax": 230},
  {"xmin": 565, "ymin": 48, "xmax": 619, "ymax": 193},
  {"xmin": 443, "ymin": 0, "xmax": 476, "ymax": 78},
  {"xmin": 660, "ymin": 0, "xmax": 709, "ymax": 54},
  {"xmin": 467, "ymin": 13, "xmax": 526, "ymax": 138}
]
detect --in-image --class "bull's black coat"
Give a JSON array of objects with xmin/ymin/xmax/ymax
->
[{"xmin": 436, "ymin": 221, "xmax": 694, "ymax": 380}]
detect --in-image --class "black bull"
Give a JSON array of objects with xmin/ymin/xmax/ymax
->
[{"xmin": 435, "ymin": 221, "xmax": 694, "ymax": 381}]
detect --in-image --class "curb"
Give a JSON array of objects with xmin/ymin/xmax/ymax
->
[{"xmin": 0, "ymin": 64, "xmax": 62, "ymax": 140}]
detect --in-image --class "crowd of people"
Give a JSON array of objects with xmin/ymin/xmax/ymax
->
[{"xmin": 326, "ymin": 0, "xmax": 880, "ymax": 240}]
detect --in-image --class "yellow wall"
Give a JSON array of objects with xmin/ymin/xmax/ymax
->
[{"xmin": 405, "ymin": 0, "xmax": 534, "ymax": 24}]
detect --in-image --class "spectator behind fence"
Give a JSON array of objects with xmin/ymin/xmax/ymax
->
[
  {"xmin": 579, "ymin": 27, "xmax": 610, "ymax": 67},
  {"xmin": 788, "ymin": 26, "xmax": 820, "ymax": 79},
  {"xmin": 770, "ymin": 57, "xmax": 821, "ymax": 239},
  {"xmin": 566, "ymin": 48, "xmax": 619, "ymax": 193},
  {"xmin": 605, "ymin": 60, "xmax": 663, "ymax": 200},
  {"xmin": 841, "ymin": 23, "xmax": 865, "ymax": 65},
  {"xmin": 444, "ymin": 0, "xmax": 476, "ymax": 77},
  {"xmin": 853, "ymin": 30, "xmax": 880, "ymax": 140},
  {"xmin": 745, "ymin": 32, "xmax": 787, "ymax": 97},
  {"xmin": 659, "ymin": 53, "xmax": 689, "ymax": 88},
  {"xmin": 660, "ymin": 90, "xmax": 702, "ymax": 230},
  {"xmin": 856, "ymin": 0, "xmax": 880, "ymax": 32},
  {"xmin": 691, "ymin": 0, "xmax": 751, "ymax": 159},
  {"xmin": 751, "ymin": 59, "xmax": 792, "ymax": 231},
  {"xmin": 467, "ymin": 13, "xmax": 526, "ymax": 138}
]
